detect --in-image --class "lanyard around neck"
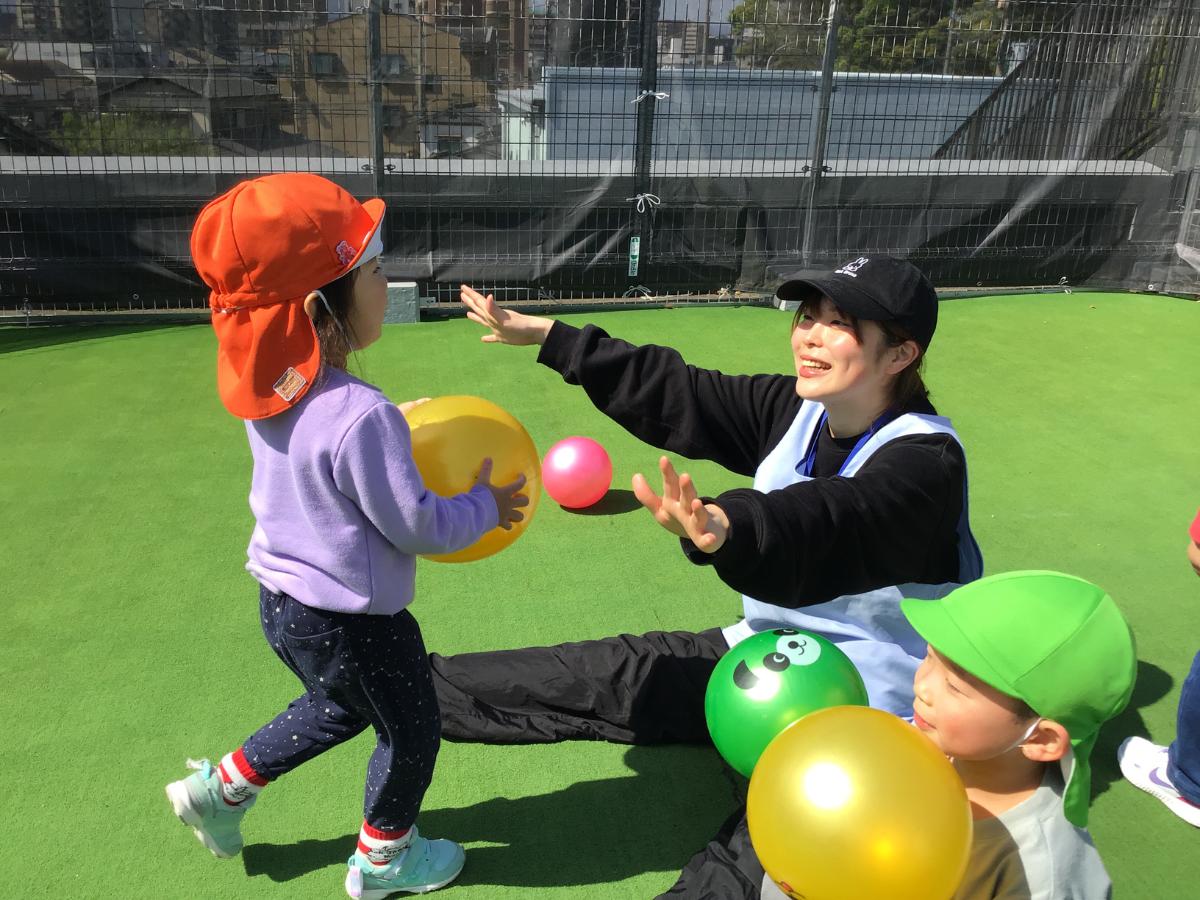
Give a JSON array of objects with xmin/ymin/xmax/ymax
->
[{"xmin": 797, "ymin": 409, "xmax": 901, "ymax": 478}]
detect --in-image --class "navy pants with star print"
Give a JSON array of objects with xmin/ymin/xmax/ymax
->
[{"xmin": 241, "ymin": 586, "xmax": 441, "ymax": 831}]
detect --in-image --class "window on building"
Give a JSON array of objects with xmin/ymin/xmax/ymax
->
[
  {"xmin": 436, "ymin": 135, "xmax": 463, "ymax": 156},
  {"xmin": 381, "ymin": 53, "xmax": 409, "ymax": 76},
  {"xmin": 309, "ymin": 52, "xmax": 340, "ymax": 76}
]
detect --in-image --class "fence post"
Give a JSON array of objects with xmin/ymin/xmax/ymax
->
[
  {"xmin": 1165, "ymin": 0, "xmax": 1200, "ymax": 171},
  {"xmin": 801, "ymin": 0, "xmax": 840, "ymax": 266},
  {"xmin": 367, "ymin": 0, "xmax": 385, "ymax": 193},
  {"xmin": 630, "ymin": 0, "xmax": 662, "ymax": 284}
]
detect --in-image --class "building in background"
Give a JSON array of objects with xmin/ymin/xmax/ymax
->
[
  {"xmin": 279, "ymin": 12, "xmax": 495, "ymax": 158},
  {"xmin": 500, "ymin": 66, "xmax": 1004, "ymax": 161}
]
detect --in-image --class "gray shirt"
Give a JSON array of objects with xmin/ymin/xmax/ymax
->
[{"xmin": 761, "ymin": 770, "xmax": 1111, "ymax": 900}]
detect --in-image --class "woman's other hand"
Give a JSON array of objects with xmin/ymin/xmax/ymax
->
[
  {"xmin": 461, "ymin": 284, "xmax": 553, "ymax": 346},
  {"xmin": 632, "ymin": 456, "xmax": 730, "ymax": 554}
]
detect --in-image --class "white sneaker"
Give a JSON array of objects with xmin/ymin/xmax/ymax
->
[
  {"xmin": 165, "ymin": 758, "xmax": 255, "ymax": 858},
  {"xmin": 344, "ymin": 827, "xmax": 465, "ymax": 897},
  {"xmin": 1118, "ymin": 736, "xmax": 1200, "ymax": 827}
]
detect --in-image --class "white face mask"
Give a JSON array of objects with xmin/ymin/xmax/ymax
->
[
  {"xmin": 1004, "ymin": 717, "xmax": 1043, "ymax": 753},
  {"xmin": 310, "ymin": 288, "xmax": 358, "ymax": 356},
  {"xmin": 313, "ymin": 289, "xmax": 335, "ymax": 319}
]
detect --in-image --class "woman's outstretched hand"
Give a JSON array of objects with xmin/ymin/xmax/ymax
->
[
  {"xmin": 632, "ymin": 456, "xmax": 730, "ymax": 554},
  {"xmin": 461, "ymin": 284, "xmax": 554, "ymax": 346}
]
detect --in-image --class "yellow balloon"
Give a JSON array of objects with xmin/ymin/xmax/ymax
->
[
  {"xmin": 747, "ymin": 706, "xmax": 972, "ymax": 900},
  {"xmin": 406, "ymin": 395, "xmax": 541, "ymax": 563}
]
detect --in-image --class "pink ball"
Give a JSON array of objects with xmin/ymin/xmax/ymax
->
[{"xmin": 542, "ymin": 436, "xmax": 613, "ymax": 508}]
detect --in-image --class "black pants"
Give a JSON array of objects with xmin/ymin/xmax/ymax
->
[
  {"xmin": 660, "ymin": 808, "xmax": 764, "ymax": 899},
  {"xmin": 430, "ymin": 627, "xmax": 764, "ymax": 897},
  {"xmin": 243, "ymin": 587, "xmax": 441, "ymax": 831},
  {"xmin": 431, "ymin": 628, "xmax": 728, "ymax": 744}
]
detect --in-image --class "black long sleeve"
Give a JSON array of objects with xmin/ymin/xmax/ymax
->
[
  {"xmin": 537, "ymin": 320, "xmax": 801, "ymax": 476},
  {"xmin": 694, "ymin": 434, "xmax": 966, "ymax": 606},
  {"xmin": 537, "ymin": 320, "xmax": 968, "ymax": 608}
]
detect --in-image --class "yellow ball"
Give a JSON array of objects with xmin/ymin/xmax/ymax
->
[
  {"xmin": 406, "ymin": 395, "xmax": 540, "ymax": 563},
  {"xmin": 747, "ymin": 706, "xmax": 972, "ymax": 900}
]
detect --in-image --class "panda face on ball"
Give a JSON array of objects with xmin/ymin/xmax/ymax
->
[
  {"xmin": 732, "ymin": 629, "xmax": 823, "ymax": 692},
  {"xmin": 761, "ymin": 629, "xmax": 822, "ymax": 672}
]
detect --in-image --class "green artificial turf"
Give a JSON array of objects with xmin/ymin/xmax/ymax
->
[{"xmin": 2, "ymin": 292, "xmax": 1198, "ymax": 898}]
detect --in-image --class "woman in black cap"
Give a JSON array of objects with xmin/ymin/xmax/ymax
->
[{"xmin": 435, "ymin": 255, "xmax": 983, "ymax": 896}]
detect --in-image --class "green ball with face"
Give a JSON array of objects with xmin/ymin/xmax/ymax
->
[{"xmin": 705, "ymin": 628, "xmax": 869, "ymax": 777}]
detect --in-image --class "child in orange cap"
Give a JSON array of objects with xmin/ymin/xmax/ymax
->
[{"xmin": 165, "ymin": 173, "xmax": 528, "ymax": 897}]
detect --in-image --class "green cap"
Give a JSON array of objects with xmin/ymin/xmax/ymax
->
[{"xmin": 901, "ymin": 571, "xmax": 1137, "ymax": 828}]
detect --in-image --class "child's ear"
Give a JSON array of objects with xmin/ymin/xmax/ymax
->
[
  {"xmin": 1021, "ymin": 719, "xmax": 1071, "ymax": 763},
  {"xmin": 303, "ymin": 292, "xmax": 322, "ymax": 322}
]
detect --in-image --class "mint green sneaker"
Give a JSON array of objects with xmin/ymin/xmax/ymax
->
[
  {"xmin": 344, "ymin": 827, "xmax": 465, "ymax": 897},
  {"xmin": 165, "ymin": 758, "xmax": 255, "ymax": 858}
]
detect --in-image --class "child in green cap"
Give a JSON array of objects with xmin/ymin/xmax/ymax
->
[{"xmin": 898, "ymin": 570, "xmax": 1136, "ymax": 899}]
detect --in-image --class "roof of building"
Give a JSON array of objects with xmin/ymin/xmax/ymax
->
[{"xmin": 96, "ymin": 74, "xmax": 279, "ymax": 99}]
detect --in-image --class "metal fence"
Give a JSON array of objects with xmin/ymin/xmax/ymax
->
[{"xmin": 2, "ymin": 0, "xmax": 1199, "ymax": 313}]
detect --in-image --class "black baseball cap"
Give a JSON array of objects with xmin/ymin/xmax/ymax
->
[{"xmin": 776, "ymin": 255, "xmax": 939, "ymax": 351}]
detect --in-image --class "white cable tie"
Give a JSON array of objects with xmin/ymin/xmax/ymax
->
[
  {"xmin": 630, "ymin": 90, "xmax": 670, "ymax": 104},
  {"xmin": 625, "ymin": 193, "xmax": 662, "ymax": 214}
]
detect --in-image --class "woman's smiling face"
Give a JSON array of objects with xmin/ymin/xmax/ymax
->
[{"xmin": 790, "ymin": 296, "xmax": 896, "ymax": 411}]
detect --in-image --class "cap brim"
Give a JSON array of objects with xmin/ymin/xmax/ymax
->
[
  {"xmin": 900, "ymin": 597, "xmax": 1023, "ymax": 700},
  {"xmin": 777, "ymin": 275, "xmax": 896, "ymax": 323},
  {"xmin": 1190, "ymin": 509, "xmax": 1200, "ymax": 543},
  {"xmin": 344, "ymin": 198, "xmax": 386, "ymax": 272}
]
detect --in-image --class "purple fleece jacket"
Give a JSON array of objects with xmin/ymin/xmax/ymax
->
[{"xmin": 244, "ymin": 368, "xmax": 498, "ymax": 614}]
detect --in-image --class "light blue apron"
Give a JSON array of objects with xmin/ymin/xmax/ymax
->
[{"xmin": 721, "ymin": 401, "xmax": 984, "ymax": 717}]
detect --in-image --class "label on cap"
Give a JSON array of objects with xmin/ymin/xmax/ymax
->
[
  {"xmin": 834, "ymin": 257, "xmax": 869, "ymax": 278},
  {"xmin": 273, "ymin": 367, "xmax": 308, "ymax": 402},
  {"xmin": 335, "ymin": 240, "xmax": 357, "ymax": 267}
]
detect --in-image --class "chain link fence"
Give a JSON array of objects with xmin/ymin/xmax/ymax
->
[{"xmin": 2, "ymin": 0, "xmax": 1199, "ymax": 315}]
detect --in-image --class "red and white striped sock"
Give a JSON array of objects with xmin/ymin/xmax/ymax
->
[
  {"xmin": 358, "ymin": 822, "xmax": 412, "ymax": 867},
  {"xmin": 217, "ymin": 748, "xmax": 268, "ymax": 806}
]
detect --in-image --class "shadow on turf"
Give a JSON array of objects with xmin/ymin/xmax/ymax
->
[
  {"xmin": 562, "ymin": 488, "xmax": 643, "ymax": 516},
  {"xmin": 240, "ymin": 663, "xmax": 1172, "ymax": 887},
  {"xmin": 0, "ymin": 322, "xmax": 195, "ymax": 354},
  {"xmin": 1092, "ymin": 659, "xmax": 1174, "ymax": 800},
  {"xmin": 241, "ymin": 744, "xmax": 741, "ymax": 888}
]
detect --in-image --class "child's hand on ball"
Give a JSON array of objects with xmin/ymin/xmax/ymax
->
[
  {"xmin": 397, "ymin": 398, "xmax": 432, "ymax": 417},
  {"xmin": 474, "ymin": 458, "xmax": 530, "ymax": 530}
]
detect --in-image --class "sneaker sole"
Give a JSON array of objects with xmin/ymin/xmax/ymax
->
[
  {"xmin": 345, "ymin": 859, "xmax": 465, "ymax": 898},
  {"xmin": 1118, "ymin": 742, "xmax": 1200, "ymax": 828},
  {"xmin": 1122, "ymin": 777, "xmax": 1200, "ymax": 828},
  {"xmin": 165, "ymin": 780, "xmax": 239, "ymax": 859}
]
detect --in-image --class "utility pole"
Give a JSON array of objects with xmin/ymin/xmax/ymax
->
[
  {"xmin": 943, "ymin": 0, "xmax": 958, "ymax": 76},
  {"xmin": 368, "ymin": 0, "xmax": 384, "ymax": 189},
  {"xmin": 800, "ymin": 0, "xmax": 839, "ymax": 266},
  {"xmin": 415, "ymin": 9, "xmax": 425, "ymax": 158}
]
